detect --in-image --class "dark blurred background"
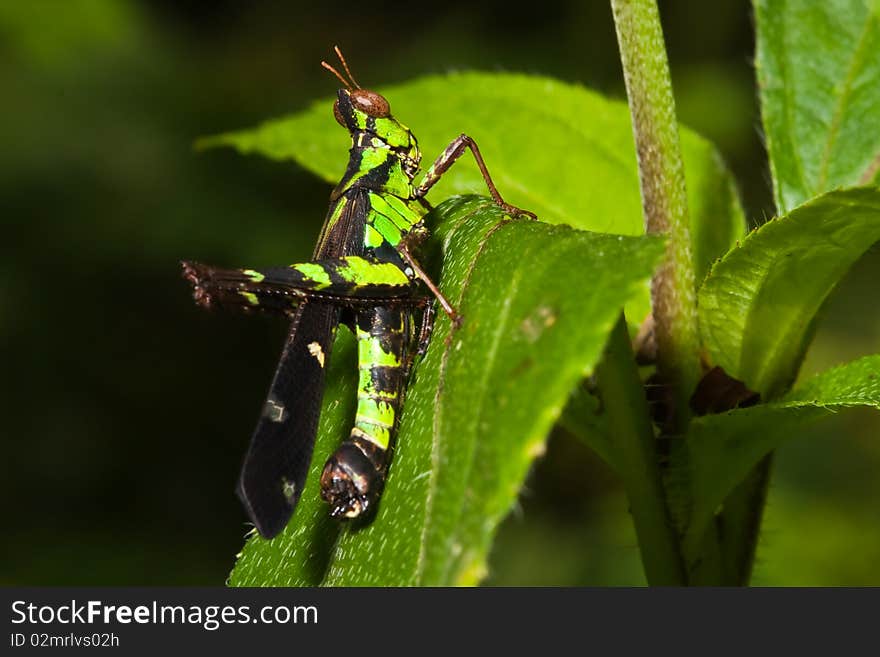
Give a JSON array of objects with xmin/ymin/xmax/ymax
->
[{"xmin": 2, "ymin": 0, "xmax": 877, "ymax": 586}]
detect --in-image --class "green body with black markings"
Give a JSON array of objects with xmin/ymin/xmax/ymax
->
[{"xmin": 182, "ymin": 49, "xmax": 533, "ymax": 538}]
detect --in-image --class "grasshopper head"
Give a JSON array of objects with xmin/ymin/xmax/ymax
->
[
  {"xmin": 333, "ymin": 88, "xmax": 415, "ymax": 152},
  {"xmin": 322, "ymin": 47, "xmax": 420, "ymax": 165}
]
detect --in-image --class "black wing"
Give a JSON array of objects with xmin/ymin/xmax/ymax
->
[{"xmin": 237, "ymin": 300, "xmax": 340, "ymax": 538}]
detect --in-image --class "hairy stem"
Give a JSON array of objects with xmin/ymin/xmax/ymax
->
[
  {"xmin": 597, "ymin": 315, "xmax": 686, "ymax": 585},
  {"xmin": 610, "ymin": 0, "xmax": 701, "ymax": 428}
]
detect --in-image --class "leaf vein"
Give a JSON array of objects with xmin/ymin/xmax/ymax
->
[{"xmin": 817, "ymin": 12, "xmax": 879, "ymax": 189}]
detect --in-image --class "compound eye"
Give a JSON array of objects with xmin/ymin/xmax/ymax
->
[
  {"xmin": 350, "ymin": 89, "xmax": 390, "ymax": 118},
  {"xmin": 333, "ymin": 99, "xmax": 345, "ymax": 126}
]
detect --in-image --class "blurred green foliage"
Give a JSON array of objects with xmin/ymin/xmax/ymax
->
[{"xmin": 1, "ymin": 0, "xmax": 877, "ymax": 585}]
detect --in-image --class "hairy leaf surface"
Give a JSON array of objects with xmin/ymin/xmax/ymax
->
[{"xmin": 698, "ymin": 187, "xmax": 880, "ymax": 398}]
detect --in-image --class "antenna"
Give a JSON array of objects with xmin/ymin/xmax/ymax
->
[
  {"xmin": 320, "ymin": 60, "xmax": 351, "ymax": 90},
  {"xmin": 333, "ymin": 45, "xmax": 361, "ymax": 89},
  {"xmin": 320, "ymin": 46, "xmax": 362, "ymax": 90}
]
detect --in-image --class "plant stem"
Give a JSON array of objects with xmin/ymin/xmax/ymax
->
[
  {"xmin": 718, "ymin": 455, "xmax": 773, "ymax": 584},
  {"xmin": 610, "ymin": 0, "xmax": 701, "ymax": 428},
  {"xmin": 597, "ymin": 315, "xmax": 686, "ymax": 585}
]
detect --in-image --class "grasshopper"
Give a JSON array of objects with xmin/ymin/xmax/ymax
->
[{"xmin": 182, "ymin": 47, "xmax": 534, "ymax": 538}]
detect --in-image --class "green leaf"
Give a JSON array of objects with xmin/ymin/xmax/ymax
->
[
  {"xmin": 229, "ymin": 196, "xmax": 665, "ymax": 586},
  {"xmin": 199, "ymin": 72, "xmax": 744, "ymax": 324},
  {"xmin": 698, "ymin": 187, "xmax": 880, "ymax": 398},
  {"xmin": 755, "ymin": 0, "xmax": 880, "ymax": 213},
  {"xmin": 681, "ymin": 354, "xmax": 880, "ymax": 551}
]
